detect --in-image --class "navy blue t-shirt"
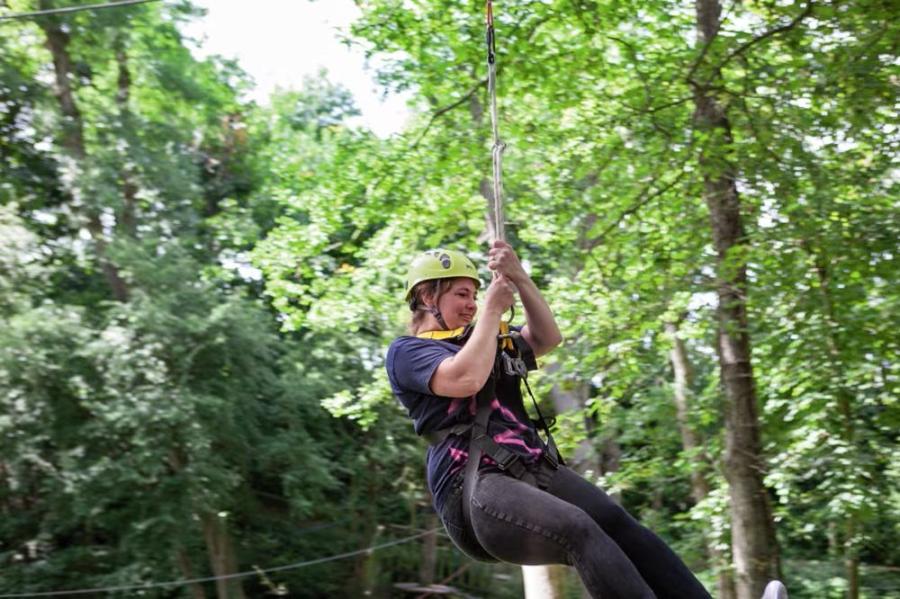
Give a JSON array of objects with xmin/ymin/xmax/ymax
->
[{"xmin": 385, "ymin": 328, "xmax": 545, "ymax": 512}]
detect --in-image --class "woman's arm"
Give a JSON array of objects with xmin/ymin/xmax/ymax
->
[
  {"xmin": 489, "ymin": 240, "xmax": 562, "ymax": 358},
  {"xmin": 428, "ymin": 274, "xmax": 515, "ymax": 398},
  {"xmin": 515, "ymin": 277, "xmax": 563, "ymax": 357}
]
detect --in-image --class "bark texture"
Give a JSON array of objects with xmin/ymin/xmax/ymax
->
[
  {"xmin": 200, "ymin": 512, "xmax": 247, "ymax": 599},
  {"xmin": 468, "ymin": 87, "xmax": 562, "ymax": 598},
  {"xmin": 176, "ymin": 548, "xmax": 208, "ymax": 599},
  {"xmin": 38, "ymin": 3, "xmax": 129, "ymax": 302},
  {"xmin": 419, "ymin": 512, "xmax": 439, "ymax": 586},
  {"xmin": 692, "ymin": 1, "xmax": 780, "ymax": 596},
  {"xmin": 114, "ymin": 36, "xmax": 139, "ymax": 237},
  {"xmin": 547, "ymin": 371, "xmax": 594, "ymax": 597}
]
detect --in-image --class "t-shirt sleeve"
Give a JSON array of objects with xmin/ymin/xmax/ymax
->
[{"xmin": 387, "ymin": 338, "xmax": 455, "ymax": 396}]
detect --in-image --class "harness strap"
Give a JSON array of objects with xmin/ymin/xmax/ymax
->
[
  {"xmin": 461, "ymin": 379, "xmax": 494, "ymax": 531},
  {"xmin": 420, "ymin": 322, "xmax": 564, "ymax": 539},
  {"xmin": 424, "ymin": 422, "xmax": 471, "ymax": 445}
]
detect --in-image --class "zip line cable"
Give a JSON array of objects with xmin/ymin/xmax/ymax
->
[
  {"xmin": 0, "ymin": 0, "xmax": 161, "ymax": 22},
  {"xmin": 0, "ymin": 529, "xmax": 440, "ymax": 598}
]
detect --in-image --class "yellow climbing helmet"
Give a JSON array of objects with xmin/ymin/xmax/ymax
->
[{"xmin": 404, "ymin": 249, "xmax": 480, "ymax": 301}]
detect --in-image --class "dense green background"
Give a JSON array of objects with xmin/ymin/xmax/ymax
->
[{"xmin": 0, "ymin": 0, "xmax": 897, "ymax": 597}]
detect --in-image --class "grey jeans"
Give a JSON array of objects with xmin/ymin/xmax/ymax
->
[{"xmin": 438, "ymin": 465, "xmax": 712, "ymax": 599}]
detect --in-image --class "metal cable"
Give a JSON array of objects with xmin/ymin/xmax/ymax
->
[
  {"xmin": 0, "ymin": 529, "xmax": 440, "ymax": 598},
  {"xmin": 0, "ymin": 0, "xmax": 161, "ymax": 22}
]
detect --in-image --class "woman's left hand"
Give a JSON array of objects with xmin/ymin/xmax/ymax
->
[{"xmin": 487, "ymin": 240, "xmax": 528, "ymax": 284}]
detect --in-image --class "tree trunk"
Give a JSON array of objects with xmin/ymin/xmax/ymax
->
[
  {"xmin": 692, "ymin": 2, "xmax": 780, "ymax": 597},
  {"xmin": 468, "ymin": 85, "xmax": 558, "ymax": 597},
  {"xmin": 200, "ymin": 512, "xmax": 246, "ymax": 599},
  {"xmin": 666, "ymin": 321, "xmax": 737, "ymax": 599},
  {"xmin": 523, "ymin": 565, "xmax": 569, "ymax": 599},
  {"xmin": 39, "ymin": 4, "xmax": 85, "ymax": 160},
  {"xmin": 114, "ymin": 35, "xmax": 139, "ymax": 237},
  {"xmin": 419, "ymin": 512, "xmax": 439, "ymax": 586},
  {"xmin": 809, "ymin": 248, "xmax": 860, "ymax": 599},
  {"xmin": 357, "ymin": 523, "xmax": 382, "ymax": 597},
  {"xmin": 176, "ymin": 548, "xmax": 208, "ymax": 599},
  {"xmin": 38, "ymin": 3, "xmax": 129, "ymax": 302}
]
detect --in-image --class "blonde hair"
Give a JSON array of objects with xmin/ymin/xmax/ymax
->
[{"xmin": 407, "ymin": 278, "xmax": 457, "ymax": 335}]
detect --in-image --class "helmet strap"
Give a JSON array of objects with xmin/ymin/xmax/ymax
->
[
  {"xmin": 411, "ymin": 282, "xmax": 450, "ymax": 331},
  {"xmin": 414, "ymin": 302, "xmax": 450, "ymax": 331},
  {"xmin": 429, "ymin": 306, "xmax": 450, "ymax": 331}
]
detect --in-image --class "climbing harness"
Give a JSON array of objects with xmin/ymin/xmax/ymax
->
[
  {"xmin": 416, "ymin": 321, "xmax": 565, "ymax": 558},
  {"xmin": 485, "ymin": 0, "xmax": 506, "ymax": 243}
]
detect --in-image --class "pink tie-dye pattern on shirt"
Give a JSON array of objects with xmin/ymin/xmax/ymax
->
[
  {"xmin": 446, "ymin": 395, "xmax": 543, "ymax": 475},
  {"xmin": 447, "ymin": 394, "xmax": 477, "ymax": 416},
  {"xmin": 490, "ymin": 399, "xmax": 544, "ymax": 458},
  {"xmin": 448, "ymin": 446, "xmax": 495, "ymax": 477}
]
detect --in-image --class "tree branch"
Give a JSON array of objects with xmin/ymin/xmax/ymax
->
[
  {"xmin": 409, "ymin": 9, "xmax": 551, "ymax": 149},
  {"xmin": 710, "ymin": 1, "xmax": 815, "ymax": 81},
  {"xmin": 409, "ymin": 78, "xmax": 486, "ymax": 149},
  {"xmin": 684, "ymin": 0, "xmax": 732, "ymax": 87},
  {"xmin": 586, "ymin": 163, "xmax": 692, "ymax": 250}
]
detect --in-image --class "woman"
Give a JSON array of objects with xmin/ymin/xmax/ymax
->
[{"xmin": 385, "ymin": 240, "xmax": 714, "ymax": 598}]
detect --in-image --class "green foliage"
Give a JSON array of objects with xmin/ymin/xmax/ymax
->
[{"xmin": 1, "ymin": 0, "xmax": 897, "ymax": 596}]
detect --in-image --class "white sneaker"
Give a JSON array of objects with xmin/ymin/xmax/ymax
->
[{"xmin": 761, "ymin": 580, "xmax": 788, "ymax": 599}]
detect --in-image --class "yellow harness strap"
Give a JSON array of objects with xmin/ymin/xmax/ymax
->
[
  {"xmin": 416, "ymin": 326, "xmax": 468, "ymax": 340},
  {"xmin": 498, "ymin": 321, "xmax": 514, "ymax": 351},
  {"xmin": 417, "ymin": 323, "xmax": 515, "ymax": 350}
]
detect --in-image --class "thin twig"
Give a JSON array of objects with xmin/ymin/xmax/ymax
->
[
  {"xmin": 704, "ymin": 1, "xmax": 815, "ymax": 86},
  {"xmin": 587, "ymin": 163, "xmax": 692, "ymax": 250},
  {"xmin": 411, "ymin": 78, "xmax": 487, "ymax": 149}
]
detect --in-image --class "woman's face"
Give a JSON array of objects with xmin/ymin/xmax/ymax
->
[{"xmin": 434, "ymin": 278, "xmax": 478, "ymax": 329}]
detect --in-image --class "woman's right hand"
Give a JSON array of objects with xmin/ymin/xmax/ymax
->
[{"xmin": 483, "ymin": 273, "xmax": 515, "ymax": 316}]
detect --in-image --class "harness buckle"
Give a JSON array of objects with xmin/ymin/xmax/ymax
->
[
  {"xmin": 489, "ymin": 447, "xmax": 529, "ymax": 480},
  {"xmin": 500, "ymin": 352, "xmax": 528, "ymax": 378}
]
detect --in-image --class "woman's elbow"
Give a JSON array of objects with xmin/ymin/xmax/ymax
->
[
  {"xmin": 547, "ymin": 331, "xmax": 563, "ymax": 349},
  {"xmin": 450, "ymin": 374, "xmax": 487, "ymax": 398},
  {"xmin": 534, "ymin": 332, "xmax": 563, "ymax": 357}
]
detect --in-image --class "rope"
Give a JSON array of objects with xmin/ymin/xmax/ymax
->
[
  {"xmin": 0, "ymin": 0, "xmax": 161, "ymax": 22},
  {"xmin": 485, "ymin": 0, "xmax": 506, "ymax": 243},
  {"xmin": 485, "ymin": 1, "xmax": 516, "ymax": 323},
  {"xmin": 0, "ymin": 529, "xmax": 439, "ymax": 598}
]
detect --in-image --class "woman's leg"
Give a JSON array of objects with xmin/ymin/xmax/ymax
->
[
  {"xmin": 469, "ymin": 470, "xmax": 656, "ymax": 598},
  {"xmin": 545, "ymin": 466, "xmax": 712, "ymax": 599}
]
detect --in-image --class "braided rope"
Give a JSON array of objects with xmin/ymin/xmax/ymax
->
[{"xmin": 486, "ymin": 0, "xmax": 506, "ymax": 242}]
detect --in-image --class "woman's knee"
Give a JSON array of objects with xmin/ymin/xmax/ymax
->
[
  {"xmin": 594, "ymin": 501, "xmax": 640, "ymax": 534},
  {"xmin": 551, "ymin": 468, "xmax": 641, "ymax": 534},
  {"xmin": 560, "ymin": 508, "xmax": 606, "ymax": 551}
]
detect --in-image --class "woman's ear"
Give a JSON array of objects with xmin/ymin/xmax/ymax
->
[{"xmin": 418, "ymin": 283, "xmax": 437, "ymax": 308}]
